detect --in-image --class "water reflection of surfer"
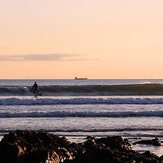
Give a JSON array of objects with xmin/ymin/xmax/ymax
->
[{"xmin": 31, "ymin": 82, "xmax": 39, "ymax": 94}]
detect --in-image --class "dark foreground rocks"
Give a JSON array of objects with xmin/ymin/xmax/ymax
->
[
  {"xmin": 0, "ymin": 130, "xmax": 162, "ymax": 163},
  {"xmin": 133, "ymin": 137, "xmax": 163, "ymax": 146}
]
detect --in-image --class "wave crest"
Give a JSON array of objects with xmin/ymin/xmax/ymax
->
[
  {"xmin": 1, "ymin": 97, "xmax": 163, "ymax": 105},
  {"xmin": 1, "ymin": 84, "xmax": 163, "ymax": 96}
]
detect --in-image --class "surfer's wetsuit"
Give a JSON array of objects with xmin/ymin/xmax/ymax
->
[{"xmin": 32, "ymin": 82, "xmax": 39, "ymax": 94}]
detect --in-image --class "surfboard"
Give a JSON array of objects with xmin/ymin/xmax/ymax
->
[{"xmin": 34, "ymin": 93, "xmax": 42, "ymax": 96}]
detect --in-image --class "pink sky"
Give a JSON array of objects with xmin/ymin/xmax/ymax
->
[{"xmin": 0, "ymin": 0, "xmax": 163, "ymax": 79}]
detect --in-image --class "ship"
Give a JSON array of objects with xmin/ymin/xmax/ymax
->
[{"xmin": 75, "ymin": 77, "xmax": 87, "ymax": 80}]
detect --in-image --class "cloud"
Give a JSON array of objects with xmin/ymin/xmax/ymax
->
[{"xmin": 0, "ymin": 53, "xmax": 83, "ymax": 61}]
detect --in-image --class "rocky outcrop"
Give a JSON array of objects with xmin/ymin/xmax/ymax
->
[
  {"xmin": 70, "ymin": 136, "xmax": 163, "ymax": 163},
  {"xmin": 0, "ymin": 130, "xmax": 162, "ymax": 163},
  {"xmin": 133, "ymin": 137, "xmax": 163, "ymax": 146},
  {"xmin": 0, "ymin": 130, "xmax": 83, "ymax": 163}
]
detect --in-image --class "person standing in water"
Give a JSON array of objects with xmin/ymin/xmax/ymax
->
[{"xmin": 32, "ymin": 82, "xmax": 39, "ymax": 94}]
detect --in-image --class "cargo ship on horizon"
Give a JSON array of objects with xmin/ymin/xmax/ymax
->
[{"xmin": 74, "ymin": 77, "xmax": 87, "ymax": 80}]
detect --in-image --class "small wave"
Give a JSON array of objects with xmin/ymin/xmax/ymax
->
[
  {"xmin": 0, "ymin": 111, "xmax": 162, "ymax": 118},
  {"xmin": 1, "ymin": 97, "xmax": 163, "ymax": 105},
  {"xmin": 0, "ymin": 128, "xmax": 162, "ymax": 133}
]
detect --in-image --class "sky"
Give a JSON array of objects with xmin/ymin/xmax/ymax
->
[{"xmin": 0, "ymin": 0, "xmax": 163, "ymax": 79}]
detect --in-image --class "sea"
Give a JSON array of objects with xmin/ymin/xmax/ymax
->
[{"xmin": 0, "ymin": 79, "xmax": 163, "ymax": 156}]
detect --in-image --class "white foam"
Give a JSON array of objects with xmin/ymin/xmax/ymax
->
[{"xmin": 1, "ymin": 97, "xmax": 163, "ymax": 105}]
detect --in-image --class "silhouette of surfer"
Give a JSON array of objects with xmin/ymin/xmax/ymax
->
[{"xmin": 32, "ymin": 82, "xmax": 39, "ymax": 94}]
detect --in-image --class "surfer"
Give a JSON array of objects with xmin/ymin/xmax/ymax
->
[{"xmin": 31, "ymin": 82, "xmax": 39, "ymax": 94}]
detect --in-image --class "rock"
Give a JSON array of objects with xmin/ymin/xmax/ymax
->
[
  {"xmin": 0, "ymin": 130, "xmax": 162, "ymax": 163},
  {"xmin": 141, "ymin": 151, "xmax": 161, "ymax": 163},
  {"xmin": 95, "ymin": 135, "xmax": 133, "ymax": 151},
  {"xmin": 46, "ymin": 151, "xmax": 60, "ymax": 163},
  {"xmin": 69, "ymin": 136, "xmax": 163, "ymax": 163},
  {"xmin": 0, "ymin": 130, "xmax": 81, "ymax": 163},
  {"xmin": 86, "ymin": 136, "xmax": 96, "ymax": 140},
  {"xmin": 160, "ymin": 155, "xmax": 163, "ymax": 160},
  {"xmin": 133, "ymin": 137, "xmax": 163, "ymax": 146}
]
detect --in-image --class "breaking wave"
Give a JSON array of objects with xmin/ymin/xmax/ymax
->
[
  {"xmin": 1, "ymin": 97, "xmax": 163, "ymax": 105},
  {"xmin": 1, "ymin": 84, "xmax": 163, "ymax": 96}
]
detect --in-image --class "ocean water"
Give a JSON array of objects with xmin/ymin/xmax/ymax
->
[{"xmin": 0, "ymin": 79, "xmax": 163, "ymax": 156}]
